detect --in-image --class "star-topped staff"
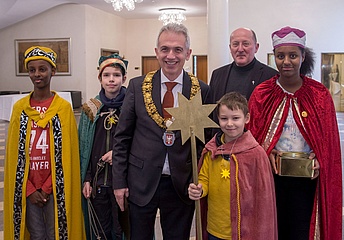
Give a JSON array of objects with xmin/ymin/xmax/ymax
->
[{"xmin": 165, "ymin": 91, "xmax": 218, "ymax": 240}]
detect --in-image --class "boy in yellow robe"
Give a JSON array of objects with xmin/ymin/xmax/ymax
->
[
  {"xmin": 188, "ymin": 92, "xmax": 277, "ymax": 240},
  {"xmin": 4, "ymin": 46, "xmax": 85, "ymax": 239}
]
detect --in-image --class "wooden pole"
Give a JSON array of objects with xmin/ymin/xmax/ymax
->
[{"xmin": 190, "ymin": 126, "xmax": 202, "ymax": 240}]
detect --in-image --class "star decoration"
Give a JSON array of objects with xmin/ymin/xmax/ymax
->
[
  {"xmin": 165, "ymin": 91, "xmax": 219, "ymax": 144},
  {"xmin": 107, "ymin": 116, "xmax": 117, "ymax": 125},
  {"xmin": 221, "ymin": 169, "xmax": 230, "ymax": 179}
]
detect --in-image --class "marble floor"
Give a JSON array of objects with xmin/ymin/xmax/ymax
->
[{"xmin": 1, "ymin": 112, "xmax": 344, "ymax": 239}]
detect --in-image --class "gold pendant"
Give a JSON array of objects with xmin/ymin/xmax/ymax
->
[{"xmin": 107, "ymin": 116, "xmax": 117, "ymax": 125}]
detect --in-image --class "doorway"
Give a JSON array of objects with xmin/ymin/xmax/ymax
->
[
  {"xmin": 142, "ymin": 56, "xmax": 160, "ymax": 75},
  {"xmin": 193, "ymin": 55, "xmax": 208, "ymax": 84}
]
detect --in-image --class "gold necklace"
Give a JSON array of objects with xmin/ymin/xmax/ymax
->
[{"xmin": 142, "ymin": 70, "xmax": 200, "ymax": 129}]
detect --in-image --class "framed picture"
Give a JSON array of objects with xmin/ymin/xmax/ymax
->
[
  {"xmin": 321, "ymin": 52, "xmax": 344, "ymax": 111},
  {"xmin": 267, "ymin": 53, "xmax": 277, "ymax": 70},
  {"xmin": 100, "ymin": 48, "xmax": 119, "ymax": 57},
  {"xmin": 15, "ymin": 38, "xmax": 71, "ymax": 76}
]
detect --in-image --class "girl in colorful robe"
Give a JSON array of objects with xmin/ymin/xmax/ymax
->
[{"xmin": 247, "ymin": 26, "xmax": 342, "ymax": 240}]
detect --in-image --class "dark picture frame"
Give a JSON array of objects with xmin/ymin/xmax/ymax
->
[
  {"xmin": 267, "ymin": 53, "xmax": 277, "ymax": 70},
  {"xmin": 15, "ymin": 38, "xmax": 71, "ymax": 76},
  {"xmin": 100, "ymin": 48, "xmax": 119, "ymax": 57},
  {"xmin": 321, "ymin": 52, "xmax": 344, "ymax": 111}
]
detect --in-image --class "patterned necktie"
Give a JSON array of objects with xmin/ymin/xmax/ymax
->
[{"xmin": 162, "ymin": 82, "xmax": 177, "ymax": 118}]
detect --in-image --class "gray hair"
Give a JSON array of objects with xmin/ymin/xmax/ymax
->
[{"xmin": 156, "ymin": 23, "xmax": 190, "ymax": 49}]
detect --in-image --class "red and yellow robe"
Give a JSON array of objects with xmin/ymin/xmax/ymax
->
[{"xmin": 198, "ymin": 130, "xmax": 277, "ymax": 240}]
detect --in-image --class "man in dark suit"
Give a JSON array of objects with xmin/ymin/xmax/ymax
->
[
  {"xmin": 210, "ymin": 27, "xmax": 278, "ymax": 102},
  {"xmin": 112, "ymin": 23, "xmax": 211, "ymax": 240}
]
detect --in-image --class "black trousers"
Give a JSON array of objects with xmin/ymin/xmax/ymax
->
[
  {"xmin": 275, "ymin": 175, "xmax": 317, "ymax": 240},
  {"xmin": 91, "ymin": 186, "xmax": 124, "ymax": 240},
  {"xmin": 129, "ymin": 176, "xmax": 195, "ymax": 240}
]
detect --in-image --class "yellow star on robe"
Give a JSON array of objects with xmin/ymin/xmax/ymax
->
[
  {"xmin": 165, "ymin": 91, "xmax": 219, "ymax": 145},
  {"xmin": 221, "ymin": 169, "xmax": 230, "ymax": 179}
]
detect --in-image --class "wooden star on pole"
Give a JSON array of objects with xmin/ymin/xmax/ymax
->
[
  {"xmin": 165, "ymin": 91, "xmax": 219, "ymax": 144},
  {"xmin": 165, "ymin": 90, "xmax": 219, "ymax": 240}
]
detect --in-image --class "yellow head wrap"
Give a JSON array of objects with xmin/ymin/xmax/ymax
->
[{"xmin": 24, "ymin": 46, "xmax": 57, "ymax": 70}]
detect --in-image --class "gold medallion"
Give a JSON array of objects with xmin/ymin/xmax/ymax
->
[{"xmin": 301, "ymin": 111, "xmax": 308, "ymax": 118}]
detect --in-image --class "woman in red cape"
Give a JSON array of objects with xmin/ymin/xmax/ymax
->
[{"xmin": 247, "ymin": 26, "xmax": 342, "ymax": 240}]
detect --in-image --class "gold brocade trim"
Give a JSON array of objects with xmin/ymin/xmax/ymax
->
[
  {"xmin": 232, "ymin": 154, "xmax": 241, "ymax": 240},
  {"xmin": 314, "ymin": 191, "xmax": 320, "ymax": 240},
  {"xmin": 142, "ymin": 70, "xmax": 200, "ymax": 129},
  {"xmin": 292, "ymin": 98, "xmax": 309, "ymax": 137},
  {"xmin": 262, "ymin": 96, "xmax": 287, "ymax": 151},
  {"xmin": 82, "ymin": 98, "xmax": 102, "ymax": 122}
]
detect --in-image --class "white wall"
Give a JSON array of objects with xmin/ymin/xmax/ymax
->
[
  {"xmin": 1, "ymin": 0, "xmax": 344, "ymax": 100},
  {"xmin": 84, "ymin": 5, "xmax": 127, "ymax": 99},
  {"xmin": 125, "ymin": 17, "xmax": 208, "ymax": 84},
  {"xmin": 0, "ymin": 4, "xmax": 87, "ymax": 95},
  {"xmin": 228, "ymin": 0, "xmax": 344, "ymax": 81},
  {"xmin": 0, "ymin": 4, "xmax": 128, "ymax": 101},
  {"xmin": 0, "ymin": 4, "xmax": 207, "ymax": 100}
]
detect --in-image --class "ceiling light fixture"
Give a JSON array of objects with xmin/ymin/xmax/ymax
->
[
  {"xmin": 104, "ymin": 0, "xmax": 143, "ymax": 11},
  {"xmin": 158, "ymin": 8, "xmax": 186, "ymax": 25}
]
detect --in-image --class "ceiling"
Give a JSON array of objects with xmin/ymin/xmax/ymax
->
[{"xmin": 0, "ymin": 0, "xmax": 207, "ymax": 30}]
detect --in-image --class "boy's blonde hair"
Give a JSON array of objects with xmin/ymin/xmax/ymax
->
[{"xmin": 216, "ymin": 92, "xmax": 249, "ymax": 116}]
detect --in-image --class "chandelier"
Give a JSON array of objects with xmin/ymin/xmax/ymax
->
[
  {"xmin": 104, "ymin": 0, "xmax": 143, "ymax": 11},
  {"xmin": 158, "ymin": 8, "xmax": 186, "ymax": 25}
]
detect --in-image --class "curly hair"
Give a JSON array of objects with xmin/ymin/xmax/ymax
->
[{"xmin": 300, "ymin": 47, "xmax": 315, "ymax": 77}]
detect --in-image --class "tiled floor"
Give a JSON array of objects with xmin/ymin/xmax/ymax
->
[{"xmin": 1, "ymin": 112, "xmax": 344, "ymax": 240}]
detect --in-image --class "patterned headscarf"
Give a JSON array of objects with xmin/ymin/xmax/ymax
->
[
  {"xmin": 24, "ymin": 46, "xmax": 57, "ymax": 70},
  {"xmin": 98, "ymin": 53, "xmax": 128, "ymax": 78}
]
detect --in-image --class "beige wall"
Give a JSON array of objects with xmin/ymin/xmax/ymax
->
[
  {"xmin": 0, "ymin": 4, "xmax": 207, "ymax": 101},
  {"xmin": 228, "ymin": 0, "xmax": 344, "ymax": 82},
  {"xmin": 1, "ymin": 0, "xmax": 344, "ymax": 101},
  {"xmin": 124, "ymin": 17, "xmax": 207, "ymax": 84},
  {"xmin": 0, "ymin": 4, "xmax": 88, "ymax": 95}
]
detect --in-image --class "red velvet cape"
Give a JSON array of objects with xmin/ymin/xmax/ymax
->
[
  {"xmin": 198, "ymin": 131, "xmax": 277, "ymax": 240},
  {"xmin": 247, "ymin": 75, "xmax": 342, "ymax": 240}
]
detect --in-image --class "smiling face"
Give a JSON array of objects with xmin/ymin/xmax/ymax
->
[
  {"xmin": 27, "ymin": 60, "xmax": 55, "ymax": 91},
  {"xmin": 218, "ymin": 105, "xmax": 250, "ymax": 143},
  {"xmin": 274, "ymin": 46, "xmax": 305, "ymax": 79},
  {"xmin": 155, "ymin": 30, "xmax": 192, "ymax": 81},
  {"xmin": 230, "ymin": 28, "xmax": 259, "ymax": 67},
  {"xmin": 99, "ymin": 66, "xmax": 126, "ymax": 99}
]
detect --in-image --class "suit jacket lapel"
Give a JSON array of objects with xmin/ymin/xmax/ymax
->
[
  {"xmin": 182, "ymin": 70, "xmax": 191, "ymax": 99},
  {"xmin": 249, "ymin": 60, "xmax": 263, "ymax": 83}
]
